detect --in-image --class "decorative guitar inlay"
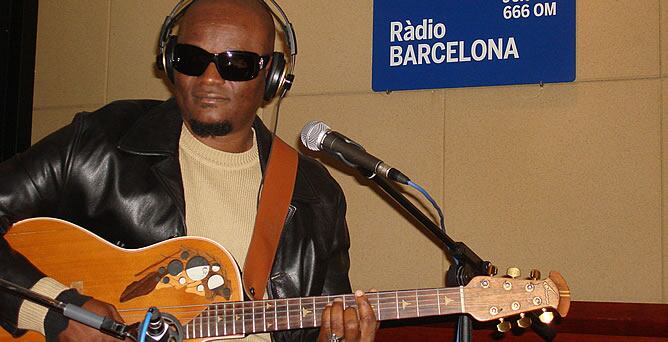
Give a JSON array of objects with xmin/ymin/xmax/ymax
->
[
  {"xmin": 301, "ymin": 307, "xmax": 312, "ymax": 318},
  {"xmin": 543, "ymin": 281, "xmax": 558, "ymax": 305},
  {"xmin": 120, "ymin": 247, "xmax": 234, "ymax": 302}
]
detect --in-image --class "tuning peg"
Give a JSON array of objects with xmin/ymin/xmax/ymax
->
[
  {"xmin": 496, "ymin": 318, "xmax": 512, "ymax": 333},
  {"xmin": 487, "ymin": 264, "xmax": 498, "ymax": 276},
  {"xmin": 528, "ymin": 269, "xmax": 541, "ymax": 280},
  {"xmin": 517, "ymin": 313, "xmax": 532, "ymax": 328},
  {"xmin": 505, "ymin": 267, "xmax": 521, "ymax": 279},
  {"xmin": 538, "ymin": 308, "xmax": 554, "ymax": 324}
]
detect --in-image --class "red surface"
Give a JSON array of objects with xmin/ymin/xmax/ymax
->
[{"xmin": 375, "ymin": 301, "xmax": 668, "ymax": 341}]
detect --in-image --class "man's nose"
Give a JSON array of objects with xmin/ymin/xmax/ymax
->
[{"xmin": 200, "ymin": 62, "xmax": 224, "ymax": 83}]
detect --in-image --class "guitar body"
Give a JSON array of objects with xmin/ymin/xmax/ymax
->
[{"xmin": 0, "ymin": 218, "xmax": 244, "ymax": 341}]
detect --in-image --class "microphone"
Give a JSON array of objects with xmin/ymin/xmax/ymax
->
[
  {"xmin": 300, "ymin": 121, "xmax": 410, "ymax": 184},
  {"xmin": 142, "ymin": 307, "xmax": 184, "ymax": 342},
  {"xmin": 145, "ymin": 307, "xmax": 168, "ymax": 340}
]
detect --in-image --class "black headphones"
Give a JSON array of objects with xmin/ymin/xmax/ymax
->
[{"xmin": 156, "ymin": 0, "xmax": 297, "ymax": 101}]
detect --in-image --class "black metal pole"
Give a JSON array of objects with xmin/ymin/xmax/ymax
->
[{"xmin": 365, "ymin": 173, "xmax": 491, "ymax": 342}]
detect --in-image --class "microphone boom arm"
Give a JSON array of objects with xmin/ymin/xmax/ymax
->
[{"xmin": 365, "ymin": 173, "xmax": 493, "ymax": 283}]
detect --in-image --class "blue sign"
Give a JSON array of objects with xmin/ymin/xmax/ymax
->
[{"xmin": 372, "ymin": 0, "xmax": 576, "ymax": 91}]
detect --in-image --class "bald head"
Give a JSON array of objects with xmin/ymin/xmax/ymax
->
[{"xmin": 178, "ymin": 0, "xmax": 275, "ymax": 54}]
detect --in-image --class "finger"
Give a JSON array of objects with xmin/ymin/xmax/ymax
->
[
  {"xmin": 318, "ymin": 302, "xmax": 333, "ymax": 342},
  {"xmin": 329, "ymin": 298, "xmax": 345, "ymax": 338},
  {"xmin": 343, "ymin": 306, "xmax": 360, "ymax": 341},
  {"xmin": 355, "ymin": 290, "xmax": 379, "ymax": 340},
  {"xmin": 366, "ymin": 288, "xmax": 381, "ymax": 330}
]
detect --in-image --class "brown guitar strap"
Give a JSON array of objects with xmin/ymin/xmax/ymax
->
[{"xmin": 242, "ymin": 135, "xmax": 298, "ymax": 300}]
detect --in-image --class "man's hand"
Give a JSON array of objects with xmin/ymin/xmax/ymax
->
[
  {"xmin": 318, "ymin": 290, "xmax": 378, "ymax": 342},
  {"xmin": 57, "ymin": 298, "xmax": 130, "ymax": 342}
]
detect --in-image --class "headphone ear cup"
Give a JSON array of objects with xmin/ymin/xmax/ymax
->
[
  {"xmin": 264, "ymin": 52, "xmax": 286, "ymax": 101},
  {"xmin": 161, "ymin": 36, "xmax": 178, "ymax": 83}
]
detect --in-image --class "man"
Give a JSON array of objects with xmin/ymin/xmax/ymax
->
[{"xmin": 0, "ymin": 0, "xmax": 377, "ymax": 341}]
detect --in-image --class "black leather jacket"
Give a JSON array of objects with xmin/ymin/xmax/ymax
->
[{"xmin": 0, "ymin": 99, "xmax": 352, "ymax": 341}]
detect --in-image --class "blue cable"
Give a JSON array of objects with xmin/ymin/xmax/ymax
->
[
  {"xmin": 407, "ymin": 180, "xmax": 447, "ymax": 235},
  {"xmin": 138, "ymin": 309, "xmax": 153, "ymax": 342},
  {"xmin": 408, "ymin": 181, "xmax": 465, "ymax": 342}
]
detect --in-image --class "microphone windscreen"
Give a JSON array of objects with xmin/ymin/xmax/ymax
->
[{"xmin": 300, "ymin": 121, "xmax": 330, "ymax": 151}]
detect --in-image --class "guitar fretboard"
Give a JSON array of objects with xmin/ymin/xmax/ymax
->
[{"xmin": 184, "ymin": 287, "xmax": 464, "ymax": 339}]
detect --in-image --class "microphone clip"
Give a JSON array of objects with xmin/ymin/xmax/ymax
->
[{"xmin": 138, "ymin": 307, "xmax": 184, "ymax": 342}]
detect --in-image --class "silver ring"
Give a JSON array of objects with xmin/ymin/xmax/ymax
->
[{"xmin": 329, "ymin": 333, "xmax": 344, "ymax": 342}]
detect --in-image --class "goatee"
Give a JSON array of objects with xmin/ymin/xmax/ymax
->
[{"xmin": 188, "ymin": 118, "xmax": 233, "ymax": 137}]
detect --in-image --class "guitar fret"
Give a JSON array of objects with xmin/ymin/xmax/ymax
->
[
  {"xmin": 214, "ymin": 304, "xmax": 220, "ymax": 336},
  {"xmin": 191, "ymin": 316, "xmax": 196, "ymax": 338},
  {"xmin": 283, "ymin": 299, "xmax": 290, "ymax": 330},
  {"xmin": 415, "ymin": 290, "xmax": 420, "ymax": 317},
  {"xmin": 262, "ymin": 303, "xmax": 267, "ymax": 331},
  {"xmin": 233, "ymin": 302, "xmax": 237, "ymax": 335},
  {"xmin": 274, "ymin": 299, "xmax": 278, "ymax": 331},
  {"xmin": 299, "ymin": 297, "xmax": 303, "ymax": 328},
  {"xmin": 224, "ymin": 303, "xmax": 228, "ymax": 336},
  {"xmin": 206, "ymin": 305, "xmax": 211, "ymax": 337},
  {"xmin": 252, "ymin": 300, "xmax": 256, "ymax": 333},
  {"xmin": 395, "ymin": 292, "xmax": 399, "ymax": 319},
  {"xmin": 244, "ymin": 302, "xmax": 248, "ymax": 334},
  {"xmin": 437, "ymin": 289, "xmax": 442, "ymax": 315},
  {"xmin": 242, "ymin": 302, "xmax": 246, "ymax": 334},
  {"xmin": 260, "ymin": 301, "xmax": 265, "ymax": 332},
  {"xmin": 459, "ymin": 286, "xmax": 465, "ymax": 313},
  {"xmin": 312, "ymin": 297, "xmax": 317, "ymax": 327}
]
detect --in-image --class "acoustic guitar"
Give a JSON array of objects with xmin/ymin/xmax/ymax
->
[{"xmin": 0, "ymin": 218, "xmax": 570, "ymax": 341}]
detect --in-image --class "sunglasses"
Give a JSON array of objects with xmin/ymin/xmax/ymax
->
[{"xmin": 173, "ymin": 44, "xmax": 271, "ymax": 81}]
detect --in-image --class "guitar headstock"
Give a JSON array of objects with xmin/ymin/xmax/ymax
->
[{"xmin": 463, "ymin": 270, "xmax": 570, "ymax": 331}]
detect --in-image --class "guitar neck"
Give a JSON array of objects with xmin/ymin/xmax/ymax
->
[{"xmin": 184, "ymin": 287, "xmax": 464, "ymax": 339}]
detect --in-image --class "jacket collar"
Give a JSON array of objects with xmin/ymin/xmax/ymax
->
[
  {"xmin": 117, "ymin": 98, "xmax": 183, "ymax": 156},
  {"xmin": 117, "ymin": 98, "xmax": 317, "ymax": 202}
]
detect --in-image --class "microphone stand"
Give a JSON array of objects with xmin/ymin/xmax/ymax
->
[
  {"xmin": 0, "ymin": 278, "xmax": 131, "ymax": 340},
  {"xmin": 364, "ymin": 172, "xmax": 491, "ymax": 342},
  {"xmin": 365, "ymin": 173, "xmax": 558, "ymax": 341}
]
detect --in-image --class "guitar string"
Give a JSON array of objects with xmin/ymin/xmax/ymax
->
[
  {"xmin": 116, "ymin": 290, "xmax": 527, "ymax": 325},
  {"xmin": 121, "ymin": 300, "xmax": 536, "ymax": 340},
  {"xmin": 115, "ymin": 278, "xmax": 541, "ymax": 316},
  {"xmin": 115, "ymin": 287, "xmax": 464, "ymax": 314},
  {"xmin": 182, "ymin": 301, "xmax": 535, "ymax": 338},
  {"xmin": 116, "ymin": 289, "xmax": 520, "ymax": 316}
]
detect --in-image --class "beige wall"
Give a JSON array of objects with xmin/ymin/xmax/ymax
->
[{"xmin": 32, "ymin": 0, "xmax": 668, "ymax": 304}]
